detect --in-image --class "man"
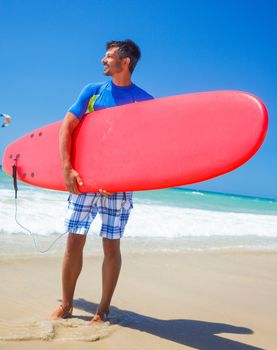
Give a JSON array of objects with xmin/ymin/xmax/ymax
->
[{"xmin": 49, "ymin": 40, "xmax": 153, "ymax": 323}]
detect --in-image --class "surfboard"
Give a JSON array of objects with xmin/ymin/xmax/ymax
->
[{"xmin": 2, "ymin": 91, "xmax": 268, "ymax": 192}]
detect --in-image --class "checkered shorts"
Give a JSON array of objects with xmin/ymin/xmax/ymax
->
[{"xmin": 65, "ymin": 192, "xmax": 133, "ymax": 239}]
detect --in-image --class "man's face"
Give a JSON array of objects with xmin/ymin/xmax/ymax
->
[{"xmin": 101, "ymin": 47, "xmax": 125, "ymax": 76}]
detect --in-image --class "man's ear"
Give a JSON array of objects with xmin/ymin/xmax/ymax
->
[{"xmin": 123, "ymin": 57, "xmax": 131, "ymax": 68}]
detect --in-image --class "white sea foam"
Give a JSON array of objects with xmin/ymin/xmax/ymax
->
[
  {"xmin": 0, "ymin": 319, "xmax": 110, "ymax": 342},
  {"xmin": 190, "ymin": 191, "xmax": 204, "ymax": 196},
  {"xmin": 1, "ymin": 188, "xmax": 276, "ymax": 240},
  {"xmin": 0, "ymin": 189, "xmax": 68, "ymax": 235},
  {"xmin": 126, "ymin": 203, "xmax": 277, "ymax": 238}
]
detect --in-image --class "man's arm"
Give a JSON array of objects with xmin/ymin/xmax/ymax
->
[{"xmin": 59, "ymin": 112, "xmax": 83, "ymax": 194}]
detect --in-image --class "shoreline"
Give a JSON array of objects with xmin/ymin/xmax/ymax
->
[
  {"xmin": 1, "ymin": 232, "xmax": 277, "ymax": 261},
  {"xmin": 0, "ymin": 251, "xmax": 276, "ymax": 349}
]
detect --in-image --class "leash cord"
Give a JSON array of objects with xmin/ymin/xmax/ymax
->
[
  {"xmin": 14, "ymin": 199, "xmax": 67, "ymax": 253},
  {"xmin": 12, "ymin": 160, "xmax": 67, "ymax": 253}
]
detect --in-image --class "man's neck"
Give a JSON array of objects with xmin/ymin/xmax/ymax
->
[{"xmin": 112, "ymin": 73, "xmax": 132, "ymax": 87}]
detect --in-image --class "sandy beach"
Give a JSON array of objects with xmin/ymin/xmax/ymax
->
[{"xmin": 0, "ymin": 251, "xmax": 276, "ymax": 349}]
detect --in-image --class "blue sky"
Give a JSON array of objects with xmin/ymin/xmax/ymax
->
[{"xmin": 0, "ymin": 0, "xmax": 276, "ymax": 199}]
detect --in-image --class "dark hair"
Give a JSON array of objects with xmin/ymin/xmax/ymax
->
[{"xmin": 106, "ymin": 39, "xmax": 141, "ymax": 74}]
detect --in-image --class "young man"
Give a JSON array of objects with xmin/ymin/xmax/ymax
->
[{"xmin": 49, "ymin": 40, "xmax": 153, "ymax": 323}]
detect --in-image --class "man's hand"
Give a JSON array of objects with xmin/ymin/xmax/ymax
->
[
  {"xmin": 99, "ymin": 188, "xmax": 113, "ymax": 196},
  {"xmin": 64, "ymin": 168, "xmax": 83, "ymax": 194}
]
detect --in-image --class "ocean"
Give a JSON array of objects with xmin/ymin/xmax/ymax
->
[{"xmin": 1, "ymin": 166, "xmax": 277, "ymax": 258}]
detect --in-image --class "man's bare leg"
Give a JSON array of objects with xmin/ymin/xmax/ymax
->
[
  {"xmin": 49, "ymin": 233, "xmax": 86, "ymax": 319},
  {"xmin": 89, "ymin": 238, "xmax": 121, "ymax": 322}
]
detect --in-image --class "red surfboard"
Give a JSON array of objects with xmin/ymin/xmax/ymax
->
[{"xmin": 2, "ymin": 91, "xmax": 268, "ymax": 192}]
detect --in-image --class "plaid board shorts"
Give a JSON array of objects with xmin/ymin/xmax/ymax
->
[{"xmin": 65, "ymin": 192, "xmax": 133, "ymax": 239}]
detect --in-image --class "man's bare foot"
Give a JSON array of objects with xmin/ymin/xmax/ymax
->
[
  {"xmin": 47, "ymin": 304, "xmax": 73, "ymax": 320},
  {"xmin": 87, "ymin": 308, "xmax": 109, "ymax": 325}
]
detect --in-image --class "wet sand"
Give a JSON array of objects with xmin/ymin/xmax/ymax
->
[{"xmin": 0, "ymin": 251, "xmax": 276, "ymax": 349}]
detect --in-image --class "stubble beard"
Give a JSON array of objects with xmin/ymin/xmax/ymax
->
[{"xmin": 103, "ymin": 61, "xmax": 123, "ymax": 76}]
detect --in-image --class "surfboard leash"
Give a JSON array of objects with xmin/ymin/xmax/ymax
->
[{"xmin": 12, "ymin": 160, "xmax": 67, "ymax": 253}]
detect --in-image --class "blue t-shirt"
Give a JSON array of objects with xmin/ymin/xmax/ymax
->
[{"xmin": 69, "ymin": 80, "xmax": 154, "ymax": 120}]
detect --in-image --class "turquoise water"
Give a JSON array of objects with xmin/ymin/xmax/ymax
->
[
  {"xmin": 135, "ymin": 187, "xmax": 277, "ymax": 215},
  {"xmin": 1, "ymin": 166, "xmax": 277, "ymax": 257}
]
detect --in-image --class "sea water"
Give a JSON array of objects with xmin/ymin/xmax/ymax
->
[{"xmin": 0, "ymin": 166, "xmax": 277, "ymax": 258}]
